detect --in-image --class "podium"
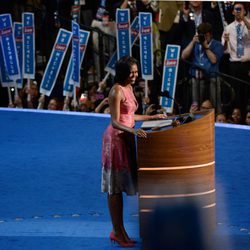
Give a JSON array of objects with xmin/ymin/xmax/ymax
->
[{"xmin": 137, "ymin": 110, "xmax": 215, "ymax": 239}]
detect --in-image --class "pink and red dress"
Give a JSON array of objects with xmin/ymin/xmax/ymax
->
[{"xmin": 101, "ymin": 85, "xmax": 138, "ymax": 195}]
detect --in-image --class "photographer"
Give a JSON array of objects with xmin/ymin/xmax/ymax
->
[
  {"xmin": 181, "ymin": 22, "xmax": 224, "ymax": 112},
  {"xmin": 176, "ymin": 1, "xmax": 221, "ymax": 49}
]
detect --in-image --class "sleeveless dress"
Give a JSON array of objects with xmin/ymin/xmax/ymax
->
[{"xmin": 101, "ymin": 85, "xmax": 138, "ymax": 195}]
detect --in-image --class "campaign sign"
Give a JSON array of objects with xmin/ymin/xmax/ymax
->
[
  {"xmin": 0, "ymin": 14, "xmax": 20, "ymax": 81},
  {"xmin": 72, "ymin": 0, "xmax": 80, "ymax": 22},
  {"xmin": 70, "ymin": 21, "xmax": 80, "ymax": 87},
  {"xmin": 63, "ymin": 54, "xmax": 74, "ymax": 96},
  {"xmin": 79, "ymin": 30, "xmax": 90, "ymax": 64},
  {"xmin": 22, "ymin": 12, "xmax": 35, "ymax": 79},
  {"xmin": 139, "ymin": 12, "xmax": 153, "ymax": 80},
  {"xmin": 40, "ymin": 29, "xmax": 72, "ymax": 96},
  {"xmin": 64, "ymin": 29, "xmax": 90, "ymax": 96},
  {"xmin": 105, "ymin": 16, "xmax": 139, "ymax": 76},
  {"xmin": 14, "ymin": 22, "xmax": 23, "ymax": 88},
  {"xmin": 116, "ymin": 9, "xmax": 131, "ymax": 60},
  {"xmin": 160, "ymin": 45, "xmax": 180, "ymax": 114},
  {"xmin": 0, "ymin": 40, "xmax": 14, "ymax": 87}
]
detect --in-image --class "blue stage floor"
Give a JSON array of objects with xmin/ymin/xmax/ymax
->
[{"xmin": 0, "ymin": 109, "xmax": 249, "ymax": 250}]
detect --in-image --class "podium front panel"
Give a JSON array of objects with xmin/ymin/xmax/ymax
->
[{"xmin": 137, "ymin": 111, "xmax": 215, "ymax": 239}]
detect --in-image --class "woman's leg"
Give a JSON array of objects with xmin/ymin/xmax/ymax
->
[{"xmin": 108, "ymin": 193, "xmax": 131, "ymax": 242}]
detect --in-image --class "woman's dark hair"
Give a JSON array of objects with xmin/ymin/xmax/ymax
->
[{"xmin": 114, "ymin": 56, "xmax": 138, "ymax": 85}]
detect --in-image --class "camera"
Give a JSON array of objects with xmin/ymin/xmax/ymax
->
[
  {"xmin": 235, "ymin": 7, "xmax": 242, "ymax": 13},
  {"xmin": 198, "ymin": 33, "xmax": 205, "ymax": 43}
]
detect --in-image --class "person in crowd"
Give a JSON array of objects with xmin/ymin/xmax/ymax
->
[
  {"xmin": 124, "ymin": 0, "xmax": 161, "ymax": 67},
  {"xmin": 126, "ymin": 0, "xmax": 137, "ymax": 21},
  {"xmin": 200, "ymin": 99, "xmax": 213, "ymax": 111},
  {"xmin": 91, "ymin": 0, "xmax": 127, "ymax": 81},
  {"xmin": 203, "ymin": 1, "xmax": 233, "ymax": 30},
  {"xmin": 216, "ymin": 113, "xmax": 227, "ymax": 123},
  {"xmin": 101, "ymin": 56, "xmax": 166, "ymax": 247},
  {"xmin": 13, "ymin": 94, "xmax": 23, "ymax": 108},
  {"xmin": 189, "ymin": 98, "xmax": 213, "ymax": 111},
  {"xmin": 139, "ymin": 0, "xmax": 161, "ymax": 66},
  {"xmin": 158, "ymin": 1, "xmax": 183, "ymax": 51},
  {"xmin": 181, "ymin": 22, "xmax": 224, "ymax": 113},
  {"xmin": 95, "ymin": 97, "xmax": 110, "ymax": 113},
  {"xmin": 177, "ymin": 1, "xmax": 216, "ymax": 49},
  {"xmin": 245, "ymin": 111, "xmax": 250, "ymax": 125},
  {"xmin": 134, "ymin": 78, "xmax": 150, "ymax": 115},
  {"xmin": 38, "ymin": 95, "xmax": 61, "ymax": 110},
  {"xmin": 245, "ymin": 99, "xmax": 250, "ymax": 114},
  {"xmin": 40, "ymin": 0, "xmax": 73, "ymax": 61},
  {"xmin": 77, "ymin": 92, "xmax": 92, "ymax": 112},
  {"xmin": 125, "ymin": 0, "xmax": 159, "ymax": 23},
  {"xmin": 189, "ymin": 99, "xmax": 214, "ymax": 114},
  {"xmin": 87, "ymin": 84, "xmax": 99, "ymax": 111},
  {"xmin": 20, "ymin": 82, "xmax": 40, "ymax": 109},
  {"xmin": 47, "ymin": 97, "xmax": 60, "ymax": 110},
  {"xmin": 97, "ymin": 80, "xmax": 110, "ymax": 99},
  {"xmin": 221, "ymin": 2, "xmax": 250, "ymax": 113},
  {"xmin": 79, "ymin": 1, "xmax": 98, "ymax": 27},
  {"xmin": 227, "ymin": 107, "xmax": 242, "ymax": 124}
]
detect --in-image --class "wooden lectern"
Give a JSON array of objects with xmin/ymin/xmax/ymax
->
[{"xmin": 137, "ymin": 110, "xmax": 215, "ymax": 239}]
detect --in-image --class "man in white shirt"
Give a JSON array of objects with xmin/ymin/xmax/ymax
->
[{"xmin": 221, "ymin": 2, "xmax": 250, "ymax": 112}]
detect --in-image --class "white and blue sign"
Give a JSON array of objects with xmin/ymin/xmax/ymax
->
[
  {"xmin": 63, "ymin": 54, "xmax": 74, "ymax": 96},
  {"xmin": 22, "ymin": 12, "xmax": 35, "ymax": 79},
  {"xmin": 70, "ymin": 21, "xmax": 80, "ymax": 87},
  {"xmin": 160, "ymin": 45, "xmax": 180, "ymax": 113},
  {"xmin": 0, "ymin": 14, "xmax": 20, "ymax": 81},
  {"xmin": 14, "ymin": 22, "xmax": 23, "ymax": 88},
  {"xmin": 116, "ymin": 9, "xmax": 131, "ymax": 60},
  {"xmin": 72, "ymin": 0, "xmax": 80, "ymax": 22},
  {"xmin": 40, "ymin": 28, "xmax": 72, "ymax": 96},
  {"xmin": 139, "ymin": 12, "xmax": 153, "ymax": 80},
  {"xmin": 64, "ymin": 29, "xmax": 90, "ymax": 96},
  {"xmin": 105, "ymin": 16, "xmax": 139, "ymax": 76},
  {"xmin": 0, "ymin": 40, "xmax": 14, "ymax": 87}
]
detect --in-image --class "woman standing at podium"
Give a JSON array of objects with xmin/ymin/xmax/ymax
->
[{"xmin": 101, "ymin": 56, "xmax": 166, "ymax": 247}]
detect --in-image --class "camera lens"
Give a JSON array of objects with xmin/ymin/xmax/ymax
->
[
  {"xmin": 235, "ymin": 7, "xmax": 242, "ymax": 12},
  {"xmin": 198, "ymin": 34, "xmax": 205, "ymax": 43}
]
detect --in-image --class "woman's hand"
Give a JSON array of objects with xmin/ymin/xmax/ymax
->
[{"xmin": 134, "ymin": 128, "xmax": 147, "ymax": 138}]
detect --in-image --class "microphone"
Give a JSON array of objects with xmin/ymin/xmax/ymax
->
[
  {"xmin": 159, "ymin": 90, "xmax": 182, "ymax": 114},
  {"xmin": 159, "ymin": 90, "xmax": 195, "ymax": 124},
  {"xmin": 159, "ymin": 90, "xmax": 172, "ymax": 99}
]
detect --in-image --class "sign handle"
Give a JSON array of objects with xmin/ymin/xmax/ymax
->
[
  {"xmin": 37, "ymin": 94, "xmax": 45, "ymax": 109},
  {"xmin": 7, "ymin": 87, "xmax": 13, "ymax": 107},
  {"xmin": 63, "ymin": 95, "xmax": 70, "ymax": 111}
]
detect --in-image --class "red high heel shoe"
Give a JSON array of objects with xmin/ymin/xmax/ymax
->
[{"xmin": 109, "ymin": 232, "xmax": 135, "ymax": 248}]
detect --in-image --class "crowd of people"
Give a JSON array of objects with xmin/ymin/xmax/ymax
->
[
  {"xmin": 1, "ymin": 2, "xmax": 249, "ymax": 248},
  {"xmin": 0, "ymin": 1, "xmax": 250, "ymax": 126}
]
